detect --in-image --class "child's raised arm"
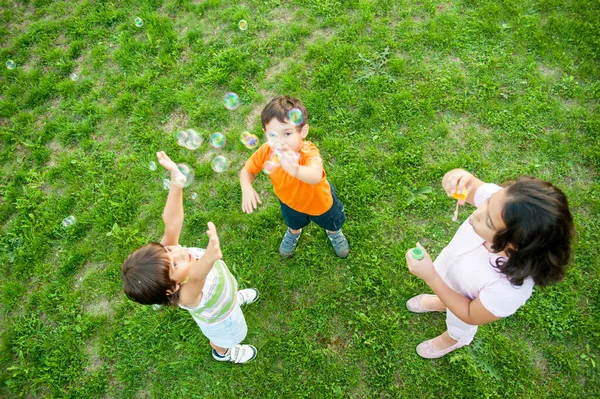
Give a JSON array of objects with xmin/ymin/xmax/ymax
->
[
  {"xmin": 158, "ymin": 151, "xmax": 185, "ymax": 246},
  {"xmin": 179, "ymin": 222, "xmax": 223, "ymax": 307},
  {"xmin": 441, "ymin": 169, "xmax": 486, "ymax": 206}
]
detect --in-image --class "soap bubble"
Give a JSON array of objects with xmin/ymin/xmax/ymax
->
[
  {"xmin": 224, "ymin": 92, "xmax": 240, "ymax": 110},
  {"xmin": 148, "ymin": 161, "xmax": 157, "ymax": 171},
  {"xmin": 269, "ymin": 151, "xmax": 281, "ymax": 166},
  {"xmin": 176, "ymin": 130, "xmax": 189, "ymax": 147},
  {"xmin": 263, "ymin": 160, "xmax": 278, "ymax": 175},
  {"xmin": 265, "ymin": 130, "xmax": 279, "ymax": 146},
  {"xmin": 62, "ymin": 215, "xmax": 76, "ymax": 228},
  {"xmin": 6, "ymin": 60, "xmax": 15, "ymax": 70},
  {"xmin": 134, "ymin": 17, "xmax": 144, "ymax": 27},
  {"xmin": 309, "ymin": 156, "xmax": 322, "ymax": 168},
  {"xmin": 238, "ymin": 20, "xmax": 248, "ymax": 31},
  {"xmin": 211, "ymin": 155, "xmax": 229, "ymax": 173},
  {"xmin": 279, "ymin": 150, "xmax": 300, "ymax": 167},
  {"xmin": 175, "ymin": 163, "xmax": 194, "ymax": 187},
  {"xmin": 152, "ymin": 304, "xmax": 162, "ymax": 310},
  {"xmin": 162, "ymin": 179, "xmax": 171, "ymax": 190},
  {"xmin": 69, "ymin": 73, "xmax": 78, "ymax": 81},
  {"xmin": 191, "ymin": 192, "xmax": 198, "ymax": 201},
  {"xmin": 209, "ymin": 132, "xmax": 226, "ymax": 149},
  {"xmin": 300, "ymin": 141, "xmax": 311, "ymax": 153},
  {"xmin": 287, "ymin": 108, "xmax": 303, "ymax": 125},
  {"xmin": 184, "ymin": 129, "xmax": 202, "ymax": 150},
  {"xmin": 240, "ymin": 131, "xmax": 259, "ymax": 149}
]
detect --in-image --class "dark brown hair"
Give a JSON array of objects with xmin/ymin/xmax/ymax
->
[
  {"xmin": 261, "ymin": 95, "xmax": 309, "ymax": 130},
  {"xmin": 492, "ymin": 178, "xmax": 574, "ymax": 286},
  {"xmin": 121, "ymin": 242, "xmax": 180, "ymax": 306}
]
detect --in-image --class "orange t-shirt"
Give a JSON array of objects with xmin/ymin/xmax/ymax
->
[{"xmin": 244, "ymin": 142, "xmax": 333, "ymax": 216}]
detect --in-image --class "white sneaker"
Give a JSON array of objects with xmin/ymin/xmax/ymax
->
[
  {"xmin": 212, "ymin": 344, "xmax": 257, "ymax": 363},
  {"xmin": 237, "ymin": 288, "xmax": 259, "ymax": 306}
]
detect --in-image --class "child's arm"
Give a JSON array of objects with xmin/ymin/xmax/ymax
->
[
  {"xmin": 405, "ymin": 244, "xmax": 501, "ymax": 325},
  {"xmin": 441, "ymin": 169, "xmax": 486, "ymax": 206},
  {"xmin": 158, "ymin": 151, "xmax": 185, "ymax": 246},
  {"xmin": 240, "ymin": 166, "xmax": 262, "ymax": 213},
  {"xmin": 178, "ymin": 222, "xmax": 223, "ymax": 307},
  {"xmin": 278, "ymin": 151, "xmax": 323, "ymax": 185}
]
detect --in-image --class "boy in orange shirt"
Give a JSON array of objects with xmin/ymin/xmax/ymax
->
[{"xmin": 240, "ymin": 96, "xmax": 349, "ymax": 258}]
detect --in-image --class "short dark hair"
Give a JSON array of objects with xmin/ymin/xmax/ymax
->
[
  {"xmin": 121, "ymin": 242, "xmax": 180, "ymax": 306},
  {"xmin": 492, "ymin": 177, "xmax": 574, "ymax": 286},
  {"xmin": 261, "ymin": 95, "xmax": 309, "ymax": 130}
]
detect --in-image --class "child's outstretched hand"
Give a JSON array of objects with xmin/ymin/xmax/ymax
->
[
  {"xmin": 157, "ymin": 151, "xmax": 178, "ymax": 172},
  {"xmin": 157, "ymin": 151, "xmax": 187, "ymax": 186},
  {"xmin": 203, "ymin": 222, "xmax": 223, "ymax": 263},
  {"xmin": 278, "ymin": 150, "xmax": 300, "ymax": 177},
  {"xmin": 405, "ymin": 243, "xmax": 437, "ymax": 282}
]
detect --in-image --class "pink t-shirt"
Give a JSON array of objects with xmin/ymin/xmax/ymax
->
[{"xmin": 433, "ymin": 183, "xmax": 534, "ymax": 318}]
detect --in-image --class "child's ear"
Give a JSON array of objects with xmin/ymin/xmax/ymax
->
[
  {"xmin": 166, "ymin": 284, "xmax": 180, "ymax": 295},
  {"xmin": 300, "ymin": 124, "xmax": 309, "ymax": 138}
]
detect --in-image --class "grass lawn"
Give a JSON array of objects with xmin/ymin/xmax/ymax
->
[{"xmin": 1, "ymin": 0, "xmax": 599, "ymax": 397}]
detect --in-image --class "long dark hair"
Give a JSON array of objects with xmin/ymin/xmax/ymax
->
[
  {"xmin": 492, "ymin": 177, "xmax": 574, "ymax": 286},
  {"xmin": 121, "ymin": 242, "xmax": 181, "ymax": 306}
]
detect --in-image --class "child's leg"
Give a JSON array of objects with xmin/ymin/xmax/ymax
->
[
  {"xmin": 445, "ymin": 308, "xmax": 478, "ymax": 345},
  {"xmin": 210, "ymin": 341, "xmax": 228, "ymax": 355},
  {"xmin": 311, "ymin": 184, "xmax": 349, "ymax": 257},
  {"xmin": 279, "ymin": 201, "xmax": 310, "ymax": 257},
  {"xmin": 200, "ymin": 305, "xmax": 257, "ymax": 363}
]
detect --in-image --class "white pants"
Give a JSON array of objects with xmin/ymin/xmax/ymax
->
[{"xmin": 446, "ymin": 308, "xmax": 478, "ymax": 344}]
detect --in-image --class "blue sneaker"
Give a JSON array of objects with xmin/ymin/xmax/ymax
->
[
  {"xmin": 279, "ymin": 229, "xmax": 301, "ymax": 257},
  {"xmin": 326, "ymin": 229, "xmax": 350, "ymax": 258}
]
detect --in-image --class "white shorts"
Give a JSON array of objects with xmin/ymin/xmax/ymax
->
[{"xmin": 196, "ymin": 304, "xmax": 248, "ymax": 348}]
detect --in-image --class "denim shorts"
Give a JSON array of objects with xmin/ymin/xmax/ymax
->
[
  {"xmin": 280, "ymin": 182, "xmax": 346, "ymax": 231},
  {"xmin": 196, "ymin": 303, "xmax": 248, "ymax": 349}
]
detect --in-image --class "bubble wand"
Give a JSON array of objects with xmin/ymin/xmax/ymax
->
[{"xmin": 451, "ymin": 188, "xmax": 468, "ymax": 222}]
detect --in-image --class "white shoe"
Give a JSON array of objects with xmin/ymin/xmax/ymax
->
[
  {"xmin": 237, "ymin": 288, "xmax": 259, "ymax": 305},
  {"xmin": 212, "ymin": 344, "xmax": 257, "ymax": 363}
]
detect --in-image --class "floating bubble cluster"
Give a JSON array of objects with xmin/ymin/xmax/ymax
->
[
  {"xmin": 69, "ymin": 73, "xmax": 78, "ymax": 81},
  {"xmin": 209, "ymin": 132, "xmax": 226, "ymax": 149},
  {"xmin": 134, "ymin": 17, "xmax": 144, "ymax": 27},
  {"xmin": 288, "ymin": 108, "xmax": 303, "ymax": 125},
  {"xmin": 238, "ymin": 20, "xmax": 248, "ymax": 31},
  {"xmin": 224, "ymin": 92, "xmax": 240, "ymax": 110},
  {"xmin": 175, "ymin": 164, "xmax": 195, "ymax": 187},
  {"xmin": 176, "ymin": 129, "xmax": 202, "ymax": 150},
  {"xmin": 240, "ymin": 131, "xmax": 259, "ymax": 149},
  {"xmin": 62, "ymin": 215, "xmax": 76, "ymax": 228},
  {"xmin": 149, "ymin": 161, "xmax": 157, "ymax": 171},
  {"xmin": 212, "ymin": 155, "xmax": 229, "ymax": 173},
  {"xmin": 6, "ymin": 60, "xmax": 15, "ymax": 69},
  {"xmin": 162, "ymin": 178, "xmax": 171, "ymax": 190}
]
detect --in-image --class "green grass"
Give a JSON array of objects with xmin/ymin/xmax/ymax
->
[{"xmin": 1, "ymin": 0, "xmax": 599, "ymax": 397}]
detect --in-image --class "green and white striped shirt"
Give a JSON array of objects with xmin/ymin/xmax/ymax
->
[{"xmin": 178, "ymin": 247, "xmax": 238, "ymax": 324}]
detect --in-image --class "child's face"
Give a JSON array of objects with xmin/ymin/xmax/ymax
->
[
  {"xmin": 264, "ymin": 117, "xmax": 309, "ymax": 153},
  {"xmin": 469, "ymin": 189, "xmax": 508, "ymax": 245},
  {"xmin": 165, "ymin": 245, "xmax": 192, "ymax": 284}
]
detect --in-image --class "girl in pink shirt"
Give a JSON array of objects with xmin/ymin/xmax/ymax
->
[{"xmin": 404, "ymin": 169, "xmax": 574, "ymax": 358}]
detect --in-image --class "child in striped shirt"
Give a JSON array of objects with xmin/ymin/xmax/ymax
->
[{"xmin": 121, "ymin": 151, "xmax": 259, "ymax": 364}]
